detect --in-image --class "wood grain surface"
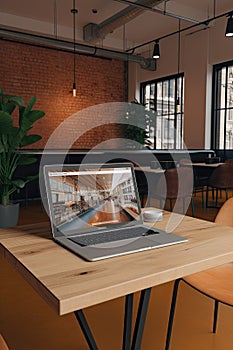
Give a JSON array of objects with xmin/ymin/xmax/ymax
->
[{"xmin": 1, "ymin": 211, "xmax": 233, "ymax": 315}]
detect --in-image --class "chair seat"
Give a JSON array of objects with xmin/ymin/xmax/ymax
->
[
  {"xmin": 165, "ymin": 198, "xmax": 233, "ymax": 350},
  {"xmin": 184, "ymin": 262, "xmax": 233, "ymax": 306},
  {"xmin": 0, "ymin": 335, "xmax": 9, "ymax": 350}
]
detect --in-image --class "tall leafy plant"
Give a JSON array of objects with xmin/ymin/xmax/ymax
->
[
  {"xmin": 120, "ymin": 101, "xmax": 155, "ymax": 149},
  {"xmin": 0, "ymin": 88, "xmax": 45, "ymax": 206}
]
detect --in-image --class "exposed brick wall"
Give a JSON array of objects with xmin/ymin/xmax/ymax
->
[{"xmin": 0, "ymin": 40, "xmax": 126, "ymax": 149}]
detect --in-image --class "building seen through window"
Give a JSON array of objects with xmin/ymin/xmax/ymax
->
[
  {"xmin": 141, "ymin": 73, "xmax": 184, "ymax": 149},
  {"xmin": 212, "ymin": 60, "xmax": 233, "ymax": 150}
]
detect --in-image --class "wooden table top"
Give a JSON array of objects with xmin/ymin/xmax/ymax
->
[{"xmin": 1, "ymin": 212, "xmax": 233, "ymax": 316}]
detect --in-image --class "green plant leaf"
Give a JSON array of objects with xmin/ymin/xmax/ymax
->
[
  {"xmin": 23, "ymin": 96, "xmax": 36, "ymax": 116},
  {"xmin": 4, "ymin": 102, "xmax": 17, "ymax": 115},
  {"xmin": 11, "ymin": 179, "xmax": 26, "ymax": 189},
  {"xmin": 1, "ymin": 134, "xmax": 8, "ymax": 147},
  {"xmin": 17, "ymin": 155, "xmax": 37, "ymax": 165},
  {"xmin": 0, "ymin": 140, "xmax": 4, "ymax": 153},
  {"xmin": 19, "ymin": 112, "xmax": 45, "ymax": 134},
  {"xmin": 0, "ymin": 111, "xmax": 13, "ymax": 134},
  {"xmin": 19, "ymin": 105, "xmax": 25, "ymax": 126},
  {"xmin": 0, "ymin": 88, "xmax": 45, "ymax": 205},
  {"xmin": 25, "ymin": 174, "xmax": 39, "ymax": 182},
  {"xmin": 7, "ymin": 127, "xmax": 25, "ymax": 150},
  {"xmin": 27, "ymin": 110, "xmax": 45, "ymax": 124},
  {"xmin": 20, "ymin": 134, "xmax": 42, "ymax": 147},
  {"xmin": 3, "ymin": 95, "xmax": 24, "ymax": 106},
  {"xmin": 19, "ymin": 108, "xmax": 32, "ymax": 131}
]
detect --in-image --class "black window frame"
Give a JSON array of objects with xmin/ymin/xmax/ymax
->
[
  {"xmin": 140, "ymin": 73, "xmax": 184, "ymax": 150},
  {"xmin": 211, "ymin": 59, "xmax": 233, "ymax": 150}
]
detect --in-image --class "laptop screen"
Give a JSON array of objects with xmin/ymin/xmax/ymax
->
[{"xmin": 45, "ymin": 164, "xmax": 143, "ymax": 236}]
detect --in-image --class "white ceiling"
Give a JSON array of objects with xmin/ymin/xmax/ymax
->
[{"xmin": 0, "ymin": 0, "xmax": 232, "ymax": 52}]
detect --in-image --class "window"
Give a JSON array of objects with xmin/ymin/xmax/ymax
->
[
  {"xmin": 212, "ymin": 60, "xmax": 233, "ymax": 150},
  {"xmin": 141, "ymin": 73, "xmax": 184, "ymax": 149}
]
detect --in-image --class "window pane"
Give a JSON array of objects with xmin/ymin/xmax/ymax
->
[
  {"xmin": 219, "ymin": 110, "xmax": 225, "ymax": 149},
  {"xmin": 227, "ymin": 67, "xmax": 233, "ymax": 108},
  {"xmin": 169, "ymin": 79, "xmax": 175, "ymax": 114},
  {"xmin": 144, "ymin": 85, "xmax": 151, "ymax": 108},
  {"xmin": 141, "ymin": 74, "xmax": 184, "ymax": 150},
  {"xmin": 226, "ymin": 109, "xmax": 233, "ymax": 149},
  {"xmin": 157, "ymin": 82, "xmax": 162, "ymax": 116},
  {"xmin": 212, "ymin": 61, "xmax": 233, "ymax": 150},
  {"xmin": 219, "ymin": 67, "xmax": 226, "ymax": 109},
  {"xmin": 163, "ymin": 81, "xmax": 169, "ymax": 115}
]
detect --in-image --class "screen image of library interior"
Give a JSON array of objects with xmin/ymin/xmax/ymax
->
[{"xmin": 48, "ymin": 167, "xmax": 140, "ymax": 233}]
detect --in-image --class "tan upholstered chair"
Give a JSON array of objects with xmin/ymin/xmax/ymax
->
[
  {"xmin": 0, "ymin": 335, "xmax": 9, "ymax": 350},
  {"xmin": 165, "ymin": 197, "xmax": 233, "ymax": 350}
]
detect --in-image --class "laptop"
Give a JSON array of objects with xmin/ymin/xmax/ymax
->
[{"xmin": 43, "ymin": 163, "xmax": 187, "ymax": 261}]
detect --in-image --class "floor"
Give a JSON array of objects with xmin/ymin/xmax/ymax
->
[{"xmin": 1, "ymin": 192, "xmax": 233, "ymax": 350}]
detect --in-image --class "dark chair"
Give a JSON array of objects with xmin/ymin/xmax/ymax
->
[
  {"xmin": 165, "ymin": 197, "xmax": 233, "ymax": 350},
  {"xmin": 179, "ymin": 159, "xmax": 207, "ymax": 207},
  {"xmin": 152, "ymin": 167, "xmax": 194, "ymax": 216},
  {"xmin": 206, "ymin": 163, "xmax": 233, "ymax": 207}
]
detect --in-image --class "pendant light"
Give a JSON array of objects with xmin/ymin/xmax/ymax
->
[
  {"xmin": 225, "ymin": 12, "xmax": 233, "ymax": 37},
  {"xmin": 71, "ymin": 0, "xmax": 78, "ymax": 97},
  {"xmin": 152, "ymin": 40, "xmax": 160, "ymax": 59}
]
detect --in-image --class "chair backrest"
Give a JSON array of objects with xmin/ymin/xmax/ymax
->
[
  {"xmin": 154, "ymin": 167, "xmax": 193, "ymax": 199},
  {"xmin": 0, "ymin": 335, "xmax": 9, "ymax": 350},
  {"xmin": 209, "ymin": 164, "xmax": 233, "ymax": 189},
  {"xmin": 215, "ymin": 197, "xmax": 233, "ymax": 227}
]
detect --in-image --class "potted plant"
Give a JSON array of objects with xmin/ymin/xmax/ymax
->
[
  {"xmin": 120, "ymin": 100, "xmax": 154, "ymax": 149},
  {"xmin": 0, "ymin": 87, "xmax": 45, "ymax": 228}
]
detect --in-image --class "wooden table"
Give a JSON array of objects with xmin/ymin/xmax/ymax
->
[{"xmin": 1, "ymin": 213, "xmax": 233, "ymax": 349}]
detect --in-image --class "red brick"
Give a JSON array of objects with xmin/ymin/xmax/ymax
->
[{"xmin": 0, "ymin": 41, "xmax": 126, "ymax": 149}]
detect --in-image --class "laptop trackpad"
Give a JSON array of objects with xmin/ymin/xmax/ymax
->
[
  {"xmin": 90, "ymin": 237, "xmax": 142, "ymax": 248},
  {"xmin": 145, "ymin": 232, "xmax": 187, "ymax": 244}
]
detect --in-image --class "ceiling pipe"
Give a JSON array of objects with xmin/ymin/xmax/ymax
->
[
  {"xmin": 83, "ymin": 0, "xmax": 165, "ymax": 42},
  {"xmin": 0, "ymin": 27, "xmax": 156, "ymax": 71},
  {"xmin": 114, "ymin": 0, "xmax": 203, "ymax": 24}
]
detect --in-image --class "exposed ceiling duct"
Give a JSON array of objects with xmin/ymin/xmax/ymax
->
[
  {"xmin": 83, "ymin": 0, "xmax": 166, "ymax": 42},
  {"xmin": 0, "ymin": 28, "xmax": 156, "ymax": 71}
]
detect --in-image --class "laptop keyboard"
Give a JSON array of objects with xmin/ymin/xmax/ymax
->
[{"xmin": 68, "ymin": 226, "xmax": 160, "ymax": 247}]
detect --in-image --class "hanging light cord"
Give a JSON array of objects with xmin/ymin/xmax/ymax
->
[
  {"xmin": 54, "ymin": 0, "xmax": 57, "ymax": 38},
  {"xmin": 71, "ymin": 0, "xmax": 78, "ymax": 94},
  {"xmin": 213, "ymin": 0, "xmax": 216, "ymax": 19},
  {"xmin": 178, "ymin": 19, "xmax": 181, "ymax": 75},
  {"xmin": 176, "ymin": 19, "xmax": 181, "ymax": 112}
]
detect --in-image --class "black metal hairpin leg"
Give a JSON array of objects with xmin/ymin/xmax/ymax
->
[
  {"xmin": 123, "ymin": 293, "xmax": 134, "ymax": 350},
  {"xmin": 74, "ymin": 309, "xmax": 98, "ymax": 350},
  {"xmin": 75, "ymin": 288, "xmax": 151, "ymax": 350},
  {"xmin": 213, "ymin": 299, "xmax": 219, "ymax": 333},
  {"xmin": 165, "ymin": 279, "xmax": 181, "ymax": 350},
  {"xmin": 131, "ymin": 287, "xmax": 152, "ymax": 350}
]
